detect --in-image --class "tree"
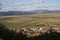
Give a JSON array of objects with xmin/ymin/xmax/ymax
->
[{"xmin": 0, "ymin": 23, "xmax": 5, "ymax": 29}]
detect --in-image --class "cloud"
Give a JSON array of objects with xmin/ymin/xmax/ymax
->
[
  {"xmin": 1, "ymin": 0, "xmax": 60, "ymax": 11},
  {"xmin": 1, "ymin": 0, "xmax": 47, "ymax": 11}
]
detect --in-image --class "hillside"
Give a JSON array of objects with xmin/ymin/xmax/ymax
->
[{"xmin": 0, "ymin": 10, "xmax": 60, "ymax": 16}]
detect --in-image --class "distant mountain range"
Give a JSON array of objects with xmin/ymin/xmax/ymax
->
[{"xmin": 0, "ymin": 10, "xmax": 60, "ymax": 16}]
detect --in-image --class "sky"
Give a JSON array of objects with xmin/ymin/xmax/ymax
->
[{"xmin": 0, "ymin": 0, "xmax": 60, "ymax": 11}]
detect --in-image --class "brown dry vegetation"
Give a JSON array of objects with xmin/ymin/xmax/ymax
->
[
  {"xmin": 0, "ymin": 23, "xmax": 60, "ymax": 40},
  {"xmin": 0, "ymin": 13, "xmax": 60, "ymax": 40},
  {"xmin": 0, "ymin": 13, "xmax": 60, "ymax": 29}
]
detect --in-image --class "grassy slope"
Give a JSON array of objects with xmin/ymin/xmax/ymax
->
[{"xmin": 0, "ymin": 13, "xmax": 60, "ymax": 28}]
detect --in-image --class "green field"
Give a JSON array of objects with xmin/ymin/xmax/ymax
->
[{"xmin": 0, "ymin": 13, "xmax": 60, "ymax": 29}]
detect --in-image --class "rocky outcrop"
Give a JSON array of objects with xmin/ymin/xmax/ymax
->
[{"xmin": 0, "ymin": 23, "xmax": 60, "ymax": 40}]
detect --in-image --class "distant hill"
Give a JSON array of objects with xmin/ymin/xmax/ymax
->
[
  {"xmin": 0, "ymin": 11, "xmax": 34, "ymax": 16},
  {"xmin": 0, "ymin": 10, "xmax": 60, "ymax": 16},
  {"xmin": 29, "ymin": 10, "xmax": 60, "ymax": 13}
]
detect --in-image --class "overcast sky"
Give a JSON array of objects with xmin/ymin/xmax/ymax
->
[{"xmin": 0, "ymin": 0, "xmax": 60, "ymax": 11}]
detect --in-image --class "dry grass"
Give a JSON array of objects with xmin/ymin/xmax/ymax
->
[{"xmin": 0, "ymin": 13, "xmax": 60, "ymax": 29}]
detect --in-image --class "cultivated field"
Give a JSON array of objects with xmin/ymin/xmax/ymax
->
[{"xmin": 0, "ymin": 13, "xmax": 60, "ymax": 29}]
